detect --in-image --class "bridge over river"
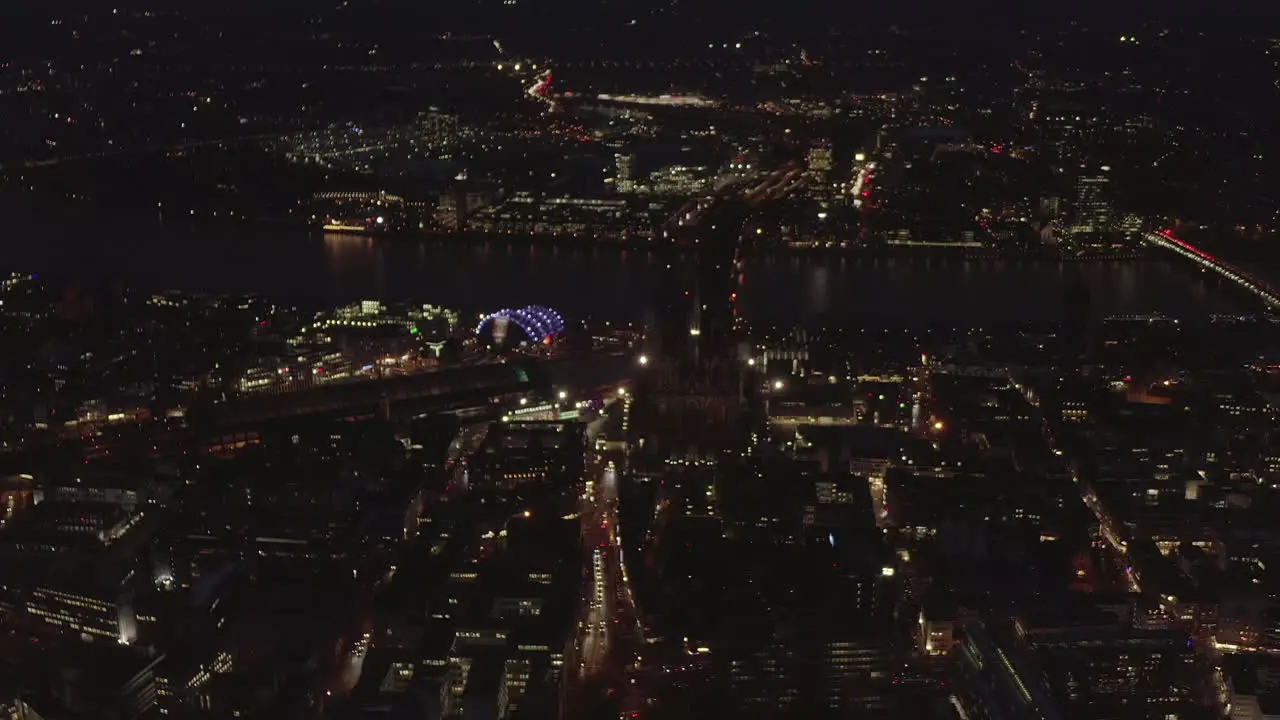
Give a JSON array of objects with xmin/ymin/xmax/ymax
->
[{"xmin": 1144, "ymin": 230, "xmax": 1280, "ymax": 311}]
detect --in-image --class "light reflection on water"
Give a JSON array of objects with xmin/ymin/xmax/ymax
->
[{"xmin": 2, "ymin": 224, "xmax": 1245, "ymax": 323}]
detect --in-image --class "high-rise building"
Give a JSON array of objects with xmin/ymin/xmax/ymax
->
[
  {"xmin": 614, "ymin": 153, "xmax": 636, "ymax": 193},
  {"xmin": 26, "ymin": 584, "xmax": 139, "ymax": 645},
  {"xmin": 1069, "ymin": 166, "xmax": 1113, "ymax": 236},
  {"xmin": 436, "ymin": 189, "xmax": 466, "ymax": 231},
  {"xmin": 420, "ymin": 111, "xmax": 461, "ymax": 146},
  {"xmin": 1039, "ymin": 195, "xmax": 1064, "ymax": 219},
  {"xmin": 808, "ymin": 140, "xmax": 834, "ymax": 173}
]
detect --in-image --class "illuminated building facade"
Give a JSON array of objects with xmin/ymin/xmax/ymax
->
[
  {"xmin": 26, "ymin": 584, "xmax": 138, "ymax": 645},
  {"xmin": 808, "ymin": 139, "xmax": 834, "ymax": 173},
  {"xmin": 1069, "ymin": 166, "xmax": 1113, "ymax": 236},
  {"xmin": 465, "ymin": 192, "xmax": 665, "ymax": 242},
  {"xmin": 615, "ymin": 153, "xmax": 636, "ymax": 193},
  {"xmin": 466, "ymin": 420, "xmax": 585, "ymax": 492}
]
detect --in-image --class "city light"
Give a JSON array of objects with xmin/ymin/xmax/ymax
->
[{"xmin": 8, "ymin": 13, "xmax": 1266, "ymax": 718}]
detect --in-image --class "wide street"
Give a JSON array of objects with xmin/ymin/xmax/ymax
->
[{"xmin": 565, "ymin": 395, "xmax": 648, "ymax": 716}]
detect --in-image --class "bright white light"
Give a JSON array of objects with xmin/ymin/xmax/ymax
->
[
  {"xmin": 520, "ymin": 397, "xmax": 528, "ymax": 405},
  {"xmin": 376, "ymin": 216, "xmax": 385, "ymax": 224},
  {"xmin": 772, "ymin": 379, "xmax": 784, "ymax": 390},
  {"xmin": 558, "ymin": 390, "xmax": 568, "ymax": 400},
  {"xmin": 747, "ymin": 358, "xmax": 756, "ymax": 366},
  {"xmin": 881, "ymin": 566, "xmax": 896, "ymax": 577},
  {"xmin": 638, "ymin": 354, "xmax": 649, "ymax": 366},
  {"xmin": 617, "ymin": 387, "xmax": 628, "ymax": 396},
  {"xmin": 817, "ymin": 212, "xmax": 828, "ymax": 220}
]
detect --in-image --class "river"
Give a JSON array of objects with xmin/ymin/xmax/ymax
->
[{"xmin": 0, "ymin": 223, "xmax": 1248, "ymax": 324}]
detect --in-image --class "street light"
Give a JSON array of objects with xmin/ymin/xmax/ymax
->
[
  {"xmin": 772, "ymin": 379, "xmax": 784, "ymax": 391},
  {"xmin": 558, "ymin": 390, "xmax": 568, "ymax": 400},
  {"xmin": 637, "ymin": 354, "xmax": 649, "ymax": 366},
  {"xmin": 617, "ymin": 387, "xmax": 628, "ymax": 396}
]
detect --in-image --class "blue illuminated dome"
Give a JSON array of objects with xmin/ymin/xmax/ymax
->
[{"xmin": 476, "ymin": 305, "xmax": 565, "ymax": 345}]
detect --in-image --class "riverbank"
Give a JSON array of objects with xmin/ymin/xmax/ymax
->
[{"xmin": 328, "ymin": 228, "xmax": 1152, "ymax": 262}]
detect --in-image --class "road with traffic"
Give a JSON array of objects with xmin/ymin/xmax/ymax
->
[{"xmin": 564, "ymin": 397, "xmax": 649, "ymax": 717}]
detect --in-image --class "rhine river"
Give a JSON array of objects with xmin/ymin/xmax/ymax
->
[{"xmin": 0, "ymin": 224, "xmax": 1249, "ymax": 325}]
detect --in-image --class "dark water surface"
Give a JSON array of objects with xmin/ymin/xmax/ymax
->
[{"xmin": 0, "ymin": 222, "xmax": 1247, "ymax": 324}]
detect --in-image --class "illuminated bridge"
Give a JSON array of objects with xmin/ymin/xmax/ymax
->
[
  {"xmin": 1145, "ymin": 230, "xmax": 1280, "ymax": 310},
  {"xmin": 194, "ymin": 354, "xmax": 635, "ymax": 430},
  {"xmin": 311, "ymin": 191, "xmax": 405, "ymax": 204}
]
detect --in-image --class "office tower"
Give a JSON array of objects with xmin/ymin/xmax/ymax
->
[
  {"xmin": 808, "ymin": 140, "xmax": 834, "ymax": 173},
  {"xmin": 435, "ymin": 188, "xmax": 466, "ymax": 231},
  {"xmin": 420, "ymin": 111, "xmax": 460, "ymax": 146},
  {"xmin": 1069, "ymin": 166, "xmax": 1113, "ymax": 236},
  {"xmin": 614, "ymin": 153, "xmax": 636, "ymax": 193},
  {"xmin": 1039, "ymin": 195, "xmax": 1064, "ymax": 219}
]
